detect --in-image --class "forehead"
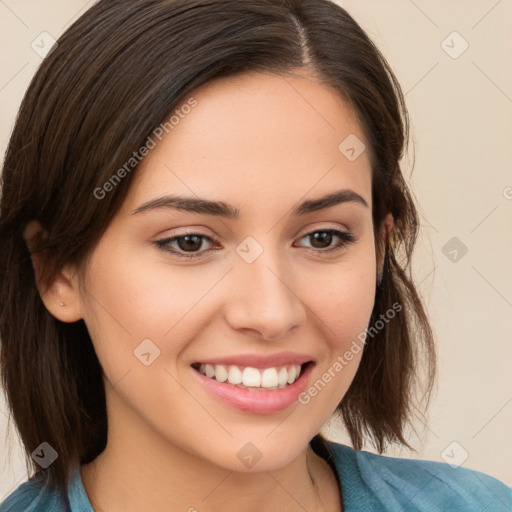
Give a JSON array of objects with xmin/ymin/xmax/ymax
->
[{"xmin": 125, "ymin": 70, "xmax": 372, "ymax": 213}]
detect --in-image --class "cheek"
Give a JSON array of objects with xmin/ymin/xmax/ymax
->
[
  {"xmin": 298, "ymin": 242, "xmax": 376, "ymax": 389},
  {"xmin": 80, "ymin": 244, "xmax": 226, "ymax": 376},
  {"xmin": 304, "ymin": 253, "xmax": 377, "ymax": 348},
  {"xmin": 292, "ymin": 261, "xmax": 375, "ymax": 421}
]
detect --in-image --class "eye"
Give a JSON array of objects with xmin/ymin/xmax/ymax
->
[
  {"xmin": 155, "ymin": 228, "xmax": 356, "ymax": 260},
  {"xmin": 295, "ymin": 229, "xmax": 356, "ymax": 254},
  {"xmin": 155, "ymin": 232, "xmax": 217, "ymax": 259}
]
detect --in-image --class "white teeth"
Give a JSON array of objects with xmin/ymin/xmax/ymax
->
[
  {"xmin": 278, "ymin": 367, "xmax": 288, "ymax": 386},
  {"xmin": 205, "ymin": 364, "xmax": 215, "ymax": 378},
  {"xmin": 242, "ymin": 367, "xmax": 261, "ymax": 387},
  {"xmin": 214, "ymin": 364, "xmax": 228, "ymax": 382},
  {"xmin": 227, "ymin": 365, "xmax": 242, "ymax": 384},
  {"xmin": 261, "ymin": 368, "xmax": 279, "ymax": 388},
  {"xmin": 287, "ymin": 365, "xmax": 296, "ymax": 384},
  {"xmin": 196, "ymin": 362, "xmax": 304, "ymax": 388}
]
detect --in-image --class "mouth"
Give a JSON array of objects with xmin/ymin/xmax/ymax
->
[
  {"xmin": 190, "ymin": 360, "xmax": 315, "ymax": 414},
  {"xmin": 191, "ymin": 361, "xmax": 313, "ymax": 391}
]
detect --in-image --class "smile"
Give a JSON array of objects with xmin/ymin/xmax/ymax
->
[
  {"xmin": 190, "ymin": 359, "xmax": 315, "ymax": 414},
  {"xmin": 192, "ymin": 362, "xmax": 303, "ymax": 390}
]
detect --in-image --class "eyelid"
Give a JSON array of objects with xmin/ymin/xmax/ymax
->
[{"xmin": 295, "ymin": 222, "xmax": 351, "ymax": 239}]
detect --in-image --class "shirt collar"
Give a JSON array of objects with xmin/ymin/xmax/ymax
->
[{"xmin": 67, "ymin": 466, "xmax": 95, "ymax": 512}]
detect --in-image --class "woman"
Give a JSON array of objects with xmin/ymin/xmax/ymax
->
[{"xmin": 0, "ymin": 0, "xmax": 510, "ymax": 510}]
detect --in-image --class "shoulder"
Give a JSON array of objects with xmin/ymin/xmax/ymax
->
[
  {"xmin": 321, "ymin": 439, "xmax": 512, "ymax": 512},
  {"xmin": 0, "ymin": 474, "xmax": 68, "ymax": 512}
]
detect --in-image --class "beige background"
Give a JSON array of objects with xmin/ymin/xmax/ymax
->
[{"xmin": 1, "ymin": 0, "xmax": 511, "ymax": 500}]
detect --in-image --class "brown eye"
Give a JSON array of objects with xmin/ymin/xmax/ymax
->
[
  {"xmin": 297, "ymin": 229, "xmax": 356, "ymax": 252},
  {"xmin": 155, "ymin": 233, "xmax": 216, "ymax": 259},
  {"xmin": 309, "ymin": 231, "xmax": 334, "ymax": 249},
  {"xmin": 176, "ymin": 235, "xmax": 204, "ymax": 252}
]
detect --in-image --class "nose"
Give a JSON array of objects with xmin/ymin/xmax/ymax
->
[{"xmin": 223, "ymin": 247, "xmax": 307, "ymax": 340}]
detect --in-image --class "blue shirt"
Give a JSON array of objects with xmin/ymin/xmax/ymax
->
[{"xmin": 1, "ymin": 437, "xmax": 511, "ymax": 511}]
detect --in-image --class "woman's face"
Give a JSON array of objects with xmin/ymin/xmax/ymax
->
[{"xmin": 75, "ymin": 70, "xmax": 381, "ymax": 471}]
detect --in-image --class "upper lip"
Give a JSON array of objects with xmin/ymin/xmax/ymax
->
[{"xmin": 192, "ymin": 351, "xmax": 314, "ymax": 368}]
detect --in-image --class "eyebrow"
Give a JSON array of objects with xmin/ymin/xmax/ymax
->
[{"xmin": 132, "ymin": 189, "xmax": 368, "ymax": 217}]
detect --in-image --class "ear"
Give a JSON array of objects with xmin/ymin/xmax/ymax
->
[
  {"xmin": 376, "ymin": 213, "xmax": 394, "ymax": 279},
  {"xmin": 23, "ymin": 220, "xmax": 83, "ymax": 323}
]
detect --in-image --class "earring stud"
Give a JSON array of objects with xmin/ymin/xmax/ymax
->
[{"xmin": 59, "ymin": 302, "xmax": 65, "ymax": 306}]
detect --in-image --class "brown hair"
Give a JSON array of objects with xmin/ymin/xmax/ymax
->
[{"xmin": 0, "ymin": 0, "xmax": 435, "ymax": 496}]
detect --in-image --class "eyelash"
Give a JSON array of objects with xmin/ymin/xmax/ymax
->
[{"xmin": 155, "ymin": 229, "xmax": 356, "ymax": 259}]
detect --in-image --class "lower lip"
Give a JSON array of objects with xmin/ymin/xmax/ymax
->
[{"xmin": 191, "ymin": 363, "xmax": 314, "ymax": 415}]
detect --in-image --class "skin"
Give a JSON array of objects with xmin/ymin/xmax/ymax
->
[{"xmin": 26, "ymin": 69, "xmax": 393, "ymax": 512}]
